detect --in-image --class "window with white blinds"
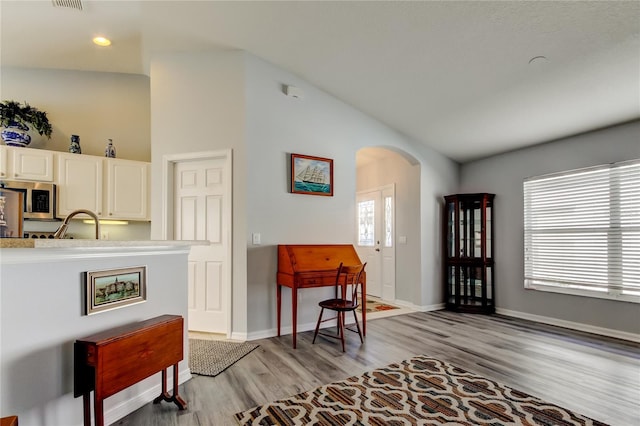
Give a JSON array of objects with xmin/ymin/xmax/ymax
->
[{"xmin": 523, "ymin": 159, "xmax": 640, "ymax": 303}]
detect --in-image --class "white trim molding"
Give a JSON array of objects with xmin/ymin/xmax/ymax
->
[{"xmin": 496, "ymin": 308, "xmax": 640, "ymax": 343}]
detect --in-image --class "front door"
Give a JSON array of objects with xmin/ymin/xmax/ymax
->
[
  {"xmin": 173, "ymin": 154, "xmax": 231, "ymax": 334},
  {"xmin": 356, "ymin": 185, "xmax": 396, "ymax": 300}
]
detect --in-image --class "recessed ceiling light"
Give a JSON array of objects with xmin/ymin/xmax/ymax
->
[{"xmin": 93, "ymin": 36, "xmax": 111, "ymax": 47}]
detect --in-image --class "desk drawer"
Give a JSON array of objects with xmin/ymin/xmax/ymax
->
[{"xmin": 298, "ymin": 275, "xmax": 336, "ymax": 287}]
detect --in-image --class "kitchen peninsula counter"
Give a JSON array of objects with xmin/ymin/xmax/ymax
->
[
  {"xmin": 0, "ymin": 239, "xmax": 202, "ymax": 426},
  {"xmin": 0, "ymin": 239, "xmax": 205, "ymax": 249}
]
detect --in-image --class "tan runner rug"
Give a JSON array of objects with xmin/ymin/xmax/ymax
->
[
  {"xmin": 189, "ymin": 339, "xmax": 259, "ymax": 377},
  {"xmin": 234, "ymin": 355, "xmax": 606, "ymax": 425}
]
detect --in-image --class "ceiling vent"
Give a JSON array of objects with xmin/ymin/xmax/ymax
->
[{"xmin": 51, "ymin": 0, "xmax": 83, "ymax": 11}]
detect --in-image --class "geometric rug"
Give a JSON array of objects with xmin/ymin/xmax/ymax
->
[
  {"xmin": 189, "ymin": 339, "xmax": 259, "ymax": 377},
  {"xmin": 234, "ymin": 355, "xmax": 607, "ymax": 425}
]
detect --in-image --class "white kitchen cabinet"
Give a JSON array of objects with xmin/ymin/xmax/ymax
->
[
  {"xmin": 105, "ymin": 158, "xmax": 149, "ymax": 220},
  {"xmin": 1, "ymin": 146, "xmax": 54, "ymax": 181},
  {"xmin": 56, "ymin": 153, "xmax": 150, "ymax": 221},
  {"xmin": 0, "ymin": 146, "xmax": 7, "ymax": 179},
  {"xmin": 56, "ymin": 153, "xmax": 103, "ymax": 217}
]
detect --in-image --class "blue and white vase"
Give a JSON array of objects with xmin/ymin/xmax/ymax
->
[
  {"xmin": 1, "ymin": 122, "xmax": 31, "ymax": 147},
  {"xmin": 69, "ymin": 134, "xmax": 81, "ymax": 154},
  {"xmin": 105, "ymin": 139, "xmax": 116, "ymax": 158}
]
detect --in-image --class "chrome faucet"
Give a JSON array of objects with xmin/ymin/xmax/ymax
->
[{"xmin": 54, "ymin": 209, "xmax": 101, "ymax": 239}]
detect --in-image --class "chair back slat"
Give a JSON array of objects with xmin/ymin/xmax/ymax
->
[{"xmin": 337, "ymin": 263, "xmax": 366, "ymax": 304}]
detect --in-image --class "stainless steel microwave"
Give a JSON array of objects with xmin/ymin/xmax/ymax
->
[{"xmin": 0, "ymin": 180, "xmax": 56, "ymax": 220}]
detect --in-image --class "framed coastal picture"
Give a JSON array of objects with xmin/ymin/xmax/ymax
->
[
  {"xmin": 291, "ymin": 153, "xmax": 334, "ymax": 196},
  {"xmin": 84, "ymin": 266, "xmax": 147, "ymax": 315}
]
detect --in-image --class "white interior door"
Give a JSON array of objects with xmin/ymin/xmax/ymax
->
[
  {"xmin": 173, "ymin": 155, "xmax": 231, "ymax": 334},
  {"xmin": 356, "ymin": 185, "xmax": 396, "ymax": 300}
]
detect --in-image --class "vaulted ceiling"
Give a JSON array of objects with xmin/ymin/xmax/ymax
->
[{"xmin": 2, "ymin": 1, "xmax": 638, "ymax": 163}]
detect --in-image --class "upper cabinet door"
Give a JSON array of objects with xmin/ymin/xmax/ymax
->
[
  {"xmin": 56, "ymin": 153, "xmax": 103, "ymax": 217},
  {"xmin": 10, "ymin": 148, "xmax": 54, "ymax": 181},
  {"xmin": 106, "ymin": 158, "xmax": 150, "ymax": 220}
]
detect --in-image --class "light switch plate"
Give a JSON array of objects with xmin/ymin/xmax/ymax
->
[{"xmin": 252, "ymin": 233, "xmax": 261, "ymax": 245}]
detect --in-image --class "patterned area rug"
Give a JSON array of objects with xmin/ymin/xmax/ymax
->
[
  {"xmin": 189, "ymin": 339, "xmax": 259, "ymax": 377},
  {"xmin": 234, "ymin": 355, "xmax": 606, "ymax": 425}
]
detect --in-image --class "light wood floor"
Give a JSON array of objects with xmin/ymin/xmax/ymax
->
[{"xmin": 116, "ymin": 311, "xmax": 640, "ymax": 426}]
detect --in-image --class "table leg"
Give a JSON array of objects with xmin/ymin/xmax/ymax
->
[
  {"xmin": 292, "ymin": 287, "xmax": 298, "ymax": 349},
  {"xmin": 153, "ymin": 367, "xmax": 187, "ymax": 410},
  {"xmin": 82, "ymin": 393, "xmax": 91, "ymax": 426},
  {"xmin": 277, "ymin": 284, "xmax": 282, "ymax": 337},
  {"xmin": 172, "ymin": 363, "xmax": 187, "ymax": 409},
  {"xmin": 153, "ymin": 369, "xmax": 170, "ymax": 404},
  {"xmin": 362, "ymin": 278, "xmax": 366, "ymax": 336},
  {"xmin": 94, "ymin": 392, "xmax": 104, "ymax": 426}
]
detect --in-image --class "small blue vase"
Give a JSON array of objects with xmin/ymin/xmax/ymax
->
[
  {"xmin": 69, "ymin": 134, "xmax": 81, "ymax": 154},
  {"xmin": 1, "ymin": 122, "xmax": 31, "ymax": 147},
  {"xmin": 105, "ymin": 139, "xmax": 116, "ymax": 158}
]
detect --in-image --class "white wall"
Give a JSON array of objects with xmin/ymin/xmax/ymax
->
[
  {"xmin": 149, "ymin": 51, "xmax": 248, "ymax": 335},
  {"xmin": 0, "ymin": 246, "xmax": 191, "ymax": 425},
  {"xmin": 0, "ymin": 67, "xmax": 150, "ymax": 161},
  {"xmin": 356, "ymin": 149, "xmax": 421, "ymax": 304},
  {"xmin": 460, "ymin": 120, "xmax": 640, "ymax": 335},
  {"xmin": 243, "ymin": 55, "xmax": 458, "ymax": 337}
]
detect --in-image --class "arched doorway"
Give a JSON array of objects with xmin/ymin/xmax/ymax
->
[{"xmin": 355, "ymin": 147, "xmax": 421, "ymax": 306}]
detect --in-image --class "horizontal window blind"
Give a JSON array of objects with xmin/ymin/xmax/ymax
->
[{"xmin": 524, "ymin": 159, "xmax": 640, "ymax": 302}]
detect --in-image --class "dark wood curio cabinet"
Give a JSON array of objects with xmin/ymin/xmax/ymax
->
[{"xmin": 444, "ymin": 193, "xmax": 495, "ymax": 313}]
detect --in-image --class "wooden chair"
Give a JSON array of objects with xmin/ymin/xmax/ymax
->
[{"xmin": 312, "ymin": 262, "xmax": 367, "ymax": 352}]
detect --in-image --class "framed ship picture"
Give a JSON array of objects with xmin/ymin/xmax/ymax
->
[{"xmin": 291, "ymin": 153, "xmax": 334, "ymax": 196}]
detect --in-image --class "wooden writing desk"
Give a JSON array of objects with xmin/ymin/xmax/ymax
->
[
  {"xmin": 74, "ymin": 315, "xmax": 186, "ymax": 426},
  {"xmin": 277, "ymin": 244, "xmax": 366, "ymax": 348},
  {"xmin": 0, "ymin": 416, "xmax": 17, "ymax": 426}
]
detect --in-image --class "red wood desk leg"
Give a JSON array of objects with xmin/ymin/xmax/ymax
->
[
  {"xmin": 277, "ymin": 284, "xmax": 282, "ymax": 337},
  {"xmin": 292, "ymin": 287, "xmax": 298, "ymax": 349},
  {"xmin": 362, "ymin": 279, "xmax": 366, "ymax": 336}
]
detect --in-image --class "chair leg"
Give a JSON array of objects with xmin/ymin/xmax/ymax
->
[
  {"xmin": 313, "ymin": 308, "xmax": 324, "ymax": 344},
  {"xmin": 352, "ymin": 310, "xmax": 363, "ymax": 343},
  {"xmin": 339, "ymin": 311, "xmax": 345, "ymax": 352}
]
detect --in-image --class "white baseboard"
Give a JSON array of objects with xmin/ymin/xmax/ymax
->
[
  {"xmin": 103, "ymin": 368, "xmax": 192, "ymax": 426},
  {"xmin": 496, "ymin": 308, "xmax": 640, "ymax": 343},
  {"xmin": 246, "ymin": 319, "xmax": 340, "ymax": 341},
  {"xmin": 230, "ymin": 331, "xmax": 249, "ymax": 341}
]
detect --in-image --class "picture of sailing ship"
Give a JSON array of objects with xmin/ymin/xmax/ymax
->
[{"xmin": 291, "ymin": 153, "xmax": 333, "ymax": 196}]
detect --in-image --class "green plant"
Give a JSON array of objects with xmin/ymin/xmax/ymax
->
[{"xmin": 0, "ymin": 100, "xmax": 52, "ymax": 138}]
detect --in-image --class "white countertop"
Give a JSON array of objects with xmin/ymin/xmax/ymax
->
[{"xmin": 0, "ymin": 239, "xmax": 207, "ymax": 249}]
